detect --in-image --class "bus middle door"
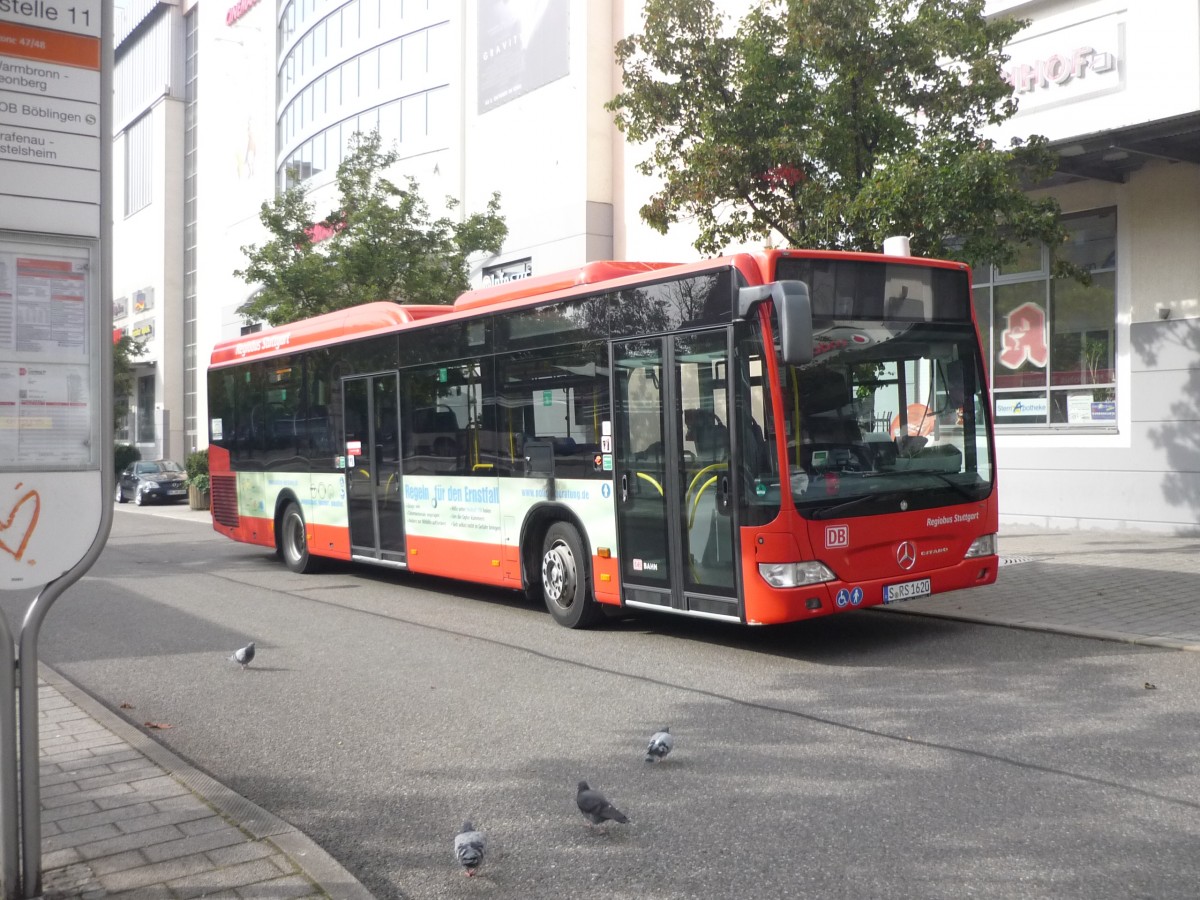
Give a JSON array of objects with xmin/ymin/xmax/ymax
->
[
  {"xmin": 612, "ymin": 331, "xmax": 740, "ymax": 621},
  {"xmin": 342, "ymin": 373, "xmax": 405, "ymax": 565}
]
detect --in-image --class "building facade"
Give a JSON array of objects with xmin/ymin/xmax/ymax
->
[
  {"xmin": 115, "ymin": 0, "xmax": 1199, "ymax": 531},
  {"xmin": 112, "ymin": 0, "xmax": 189, "ymax": 462},
  {"xmin": 984, "ymin": 0, "xmax": 1200, "ymax": 531}
]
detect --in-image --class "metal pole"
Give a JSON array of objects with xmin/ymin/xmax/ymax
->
[
  {"xmin": 0, "ymin": 612, "xmax": 18, "ymax": 900},
  {"xmin": 0, "ymin": 2, "xmax": 115, "ymax": 897},
  {"xmin": 18, "ymin": 581, "xmax": 73, "ymax": 899}
]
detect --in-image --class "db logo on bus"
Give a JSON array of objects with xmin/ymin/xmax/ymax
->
[{"xmin": 825, "ymin": 525, "xmax": 849, "ymax": 548}]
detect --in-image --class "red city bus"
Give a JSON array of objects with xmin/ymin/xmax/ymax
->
[{"xmin": 206, "ymin": 246, "xmax": 998, "ymax": 628}]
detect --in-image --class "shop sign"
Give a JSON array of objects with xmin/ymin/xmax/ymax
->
[
  {"xmin": 1068, "ymin": 394, "xmax": 1117, "ymax": 424},
  {"xmin": 129, "ymin": 319, "xmax": 153, "ymax": 339},
  {"xmin": 482, "ymin": 258, "xmax": 532, "ymax": 286},
  {"xmin": 226, "ymin": 0, "xmax": 260, "ymax": 26},
  {"xmin": 996, "ymin": 397, "xmax": 1049, "ymax": 418},
  {"xmin": 998, "ymin": 302, "xmax": 1048, "ymax": 370},
  {"xmin": 1003, "ymin": 46, "xmax": 1117, "ymax": 95},
  {"xmin": 1002, "ymin": 13, "xmax": 1123, "ymax": 113}
]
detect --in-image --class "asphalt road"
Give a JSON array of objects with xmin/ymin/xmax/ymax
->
[{"xmin": 6, "ymin": 507, "xmax": 1200, "ymax": 899}]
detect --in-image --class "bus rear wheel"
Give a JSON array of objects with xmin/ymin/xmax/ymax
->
[
  {"xmin": 540, "ymin": 522, "xmax": 602, "ymax": 628},
  {"xmin": 280, "ymin": 502, "xmax": 321, "ymax": 574}
]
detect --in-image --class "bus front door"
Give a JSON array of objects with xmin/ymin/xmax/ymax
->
[
  {"xmin": 342, "ymin": 373, "xmax": 405, "ymax": 565},
  {"xmin": 613, "ymin": 332, "xmax": 740, "ymax": 621}
]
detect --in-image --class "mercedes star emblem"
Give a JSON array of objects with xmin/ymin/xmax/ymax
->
[{"xmin": 896, "ymin": 541, "xmax": 917, "ymax": 570}]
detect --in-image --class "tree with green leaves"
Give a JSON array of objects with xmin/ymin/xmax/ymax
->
[
  {"xmin": 237, "ymin": 131, "xmax": 508, "ymax": 326},
  {"xmin": 607, "ymin": 0, "xmax": 1078, "ymax": 276}
]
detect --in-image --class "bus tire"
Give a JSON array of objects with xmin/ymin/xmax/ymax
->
[
  {"xmin": 540, "ymin": 522, "xmax": 602, "ymax": 628},
  {"xmin": 280, "ymin": 502, "xmax": 321, "ymax": 574}
]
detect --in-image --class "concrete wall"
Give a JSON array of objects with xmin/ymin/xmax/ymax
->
[
  {"xmin": 997, "ymin": 159, "xmax": 1200, "ymax": 532},
  {"xmin": 981, "ymin": 0, "xmax": 1200, "ymax": 533},
  {"xmin": 1000, "ymin": 316, "xmax": 1200, "ymax": 533}
]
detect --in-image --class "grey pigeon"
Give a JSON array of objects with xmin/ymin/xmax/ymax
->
[
  {"xmin": 453, "ymin": 821, "xmax": 486, "ymax": 876},
  {"xmin": 645, "ymin": 727, "xmax": 673, "ymax": 763},
  {"xmin": 576, "ymin": 780, "xmax": 629, "ymax": 828},
  {"xmin": 229, "ymin": 642, "xmax": 255, "ymax": 670}
]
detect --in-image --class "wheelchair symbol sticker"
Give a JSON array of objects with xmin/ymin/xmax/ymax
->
[{"xmin": 836, "ymin": 587, "xmax": 864, "ymax": 608}]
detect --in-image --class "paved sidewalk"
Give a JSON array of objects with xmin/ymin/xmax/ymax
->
[
  {"xmin": 37, "ymin": 665, "xmax": 373, "ymax": 900},
  {"xmin": 896, "ymin": 524, "xmax": 1200, "ymax": 650},
  {"xmin": 36, "ymin": 507, "xmax": 1194, "ymax": 899}
]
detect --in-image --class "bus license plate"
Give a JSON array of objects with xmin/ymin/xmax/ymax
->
[{"xmin": 883, "ymin": 578, "xmax": 931, "ymax": 604}]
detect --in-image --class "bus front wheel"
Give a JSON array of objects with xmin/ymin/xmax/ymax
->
[
  {"xmin": 540, "ymin": 522, "xmax": 602, "ymax": 628},
  {"xmin": 280, "ymin": 502, "xmax": 321, "ymax": 574}
]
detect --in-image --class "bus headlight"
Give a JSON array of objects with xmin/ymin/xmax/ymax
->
[
  {"xmin": 758, "ymin": 561, "xmax": 836, "ymax": 588},
  {"xmin": 964, "ymin": 533, "xmax": 997, "ymax": 558}
]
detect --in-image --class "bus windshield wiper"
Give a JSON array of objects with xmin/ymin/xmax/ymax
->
[
  {"xmin": 917, "ymin": 471, "xmax": 982, "ymax": 502},
  {"xmin": 805, "ymin": 473, "xmax": 983, "ymax": 520},
  {"xmin": 808, "ymin": 490, "xmax": 909, "ymax": 520}
]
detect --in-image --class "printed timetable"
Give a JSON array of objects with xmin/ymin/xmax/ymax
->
[{"xmin": 0, "ymin": 239, "xmax": 93, "ymax": 466}]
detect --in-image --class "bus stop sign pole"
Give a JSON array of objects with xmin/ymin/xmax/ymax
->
[{"xmin": 0, "ymin": 1, "xmax": 114, "ymax": 896}]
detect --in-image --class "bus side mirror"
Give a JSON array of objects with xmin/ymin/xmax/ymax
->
[{"xmin": 737, "ymin": 280, "xmax": 813, "ymax": 365}]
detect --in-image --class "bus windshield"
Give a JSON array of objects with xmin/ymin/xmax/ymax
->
[
  {"xmin": 767, "ymin": 255, "xmax": 993, "ymax": 519},
  {"xmin": 778, "ymin": 322, "xmax": 993, "ymax": 518}
]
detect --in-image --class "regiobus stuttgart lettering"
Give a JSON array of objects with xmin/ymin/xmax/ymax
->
[
  {"xmin": 234, "ymin": 331, "xmax": 291, "ymax": 358},
  {"xmin": 926, "ymin": 512, "xmax": 982, "ymax": 528}
]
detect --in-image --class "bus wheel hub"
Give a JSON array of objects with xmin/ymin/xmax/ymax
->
[{"xmin": 542, "ymin": 543, "xmax": 574, "ymax": 606}]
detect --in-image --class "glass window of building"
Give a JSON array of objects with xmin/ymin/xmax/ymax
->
[
  {"xmin": 124, "ymin": 114, "xmax": 153, "ymax": 216},
  {"xmin": 343, "ymin": 55, "xmax": 359, "ymax": 102},
  {"xmin": 361, "ymin": 47, "xmax": 379, "ymax": 95},
  {"xmin": 427, "ymin": 85, "xmax": 448, "ymax": 141},
  {"xmin": 328, "ymin": 66, "xmax": 341, "ymax": 107},
  {"xmin": 402, "ymin": 93, "xmax": 425, "ymax": 143},
  {"xmin": 328, "ymin": 10, "xmax": 342, "ymax": 51},
  {"xmin": 361, "ymin": 0, "xmax": 380, "ymax": 31},
  {"xmin": 972, "ymin": 210, "xmax": 1117, "ymax": 429},
  {"xmin": 137, "ymin": 374, "xmax": 156, "ymax": 444},
  {"xmin": 402, "ymin": 29, "xmax": 426, "ymax": 82},
  {"xmin": 358, "ymin": 107, "xmax": 379, "ymax": 137},
  {"xmin": 428, "ymin": 21, "xmax": 449, "ymax": 80}
]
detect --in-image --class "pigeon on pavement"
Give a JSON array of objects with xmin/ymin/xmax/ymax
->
[
  {"xmin": 576, "ymin": 780, "xmax": 629, "ymax": 829},
  {"xmin": 229, "ymin": 642, "xmax": 255, "ymax": 670},
  {"xmin": 645, "ymin": 727, "xmax": 673, "ymax": 763},
  {"xmin": 453, "ymin": 821, "xmax": 486, "ymax": 876}
]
